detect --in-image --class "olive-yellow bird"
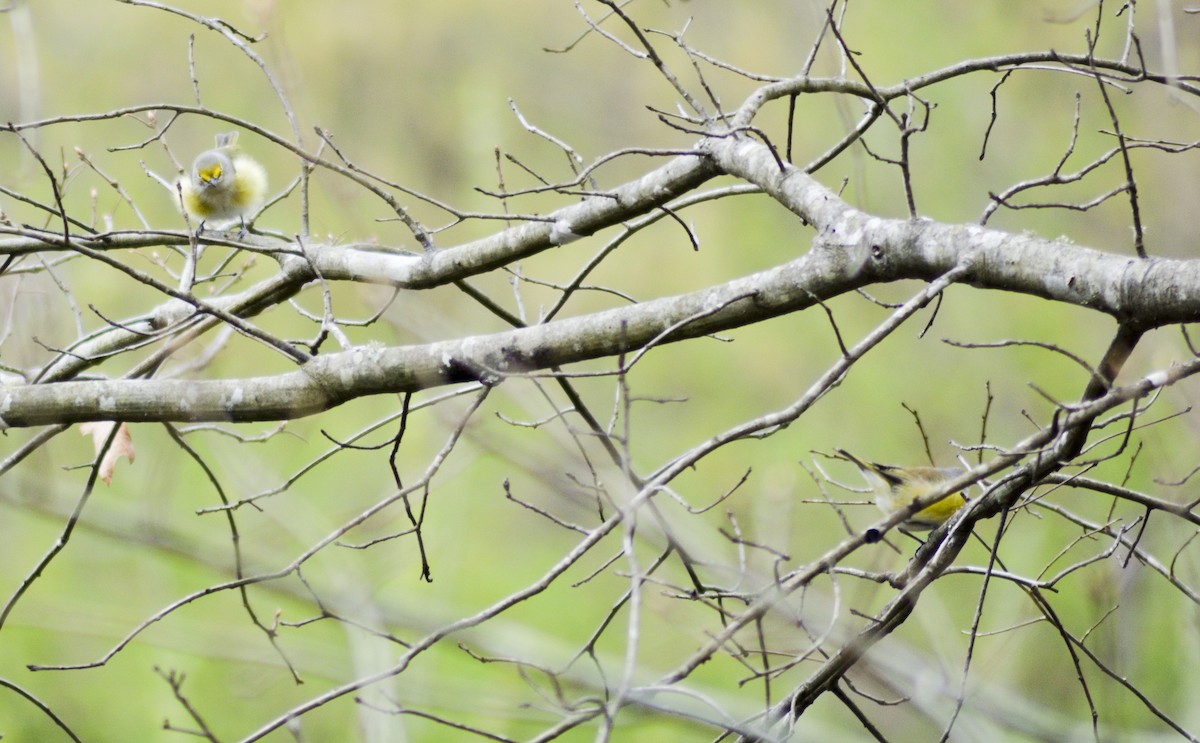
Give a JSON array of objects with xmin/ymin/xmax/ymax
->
[{"xmin": 835, "ymin": 449, "xmax": 969, "ymax": 530}]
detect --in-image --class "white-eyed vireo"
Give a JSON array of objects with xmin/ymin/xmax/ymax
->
[{"xmin": 178, "ymin": 131, "xmax": 267, "ymax": 234}]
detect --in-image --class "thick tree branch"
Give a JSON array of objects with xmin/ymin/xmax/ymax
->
[{"xmin": 8, "ymin": 189, "xmax": 1200, "ymax": 428}]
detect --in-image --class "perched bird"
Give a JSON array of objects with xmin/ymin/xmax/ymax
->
[
  {"xmin": 178, "ymin": 131, "xmax": 267, "ymax": 234},
  {"xmin": 835, "ymin": 449, "xmax": 969, "ymax": 531}
]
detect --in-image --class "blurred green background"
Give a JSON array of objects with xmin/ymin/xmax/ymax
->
[{"xmin": 2, "ymin": 1, "xmax": 1200, "ymax": 740}]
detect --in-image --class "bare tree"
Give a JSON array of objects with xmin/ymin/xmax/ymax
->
[{"xmin": 2, "ymin": 1, "xmax": 1200, "ymax": 741}]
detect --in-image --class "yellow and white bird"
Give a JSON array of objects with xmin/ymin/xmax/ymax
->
[{"xmin": 178, "ymin": 131, "xmax": 267, "ymax": 234}]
